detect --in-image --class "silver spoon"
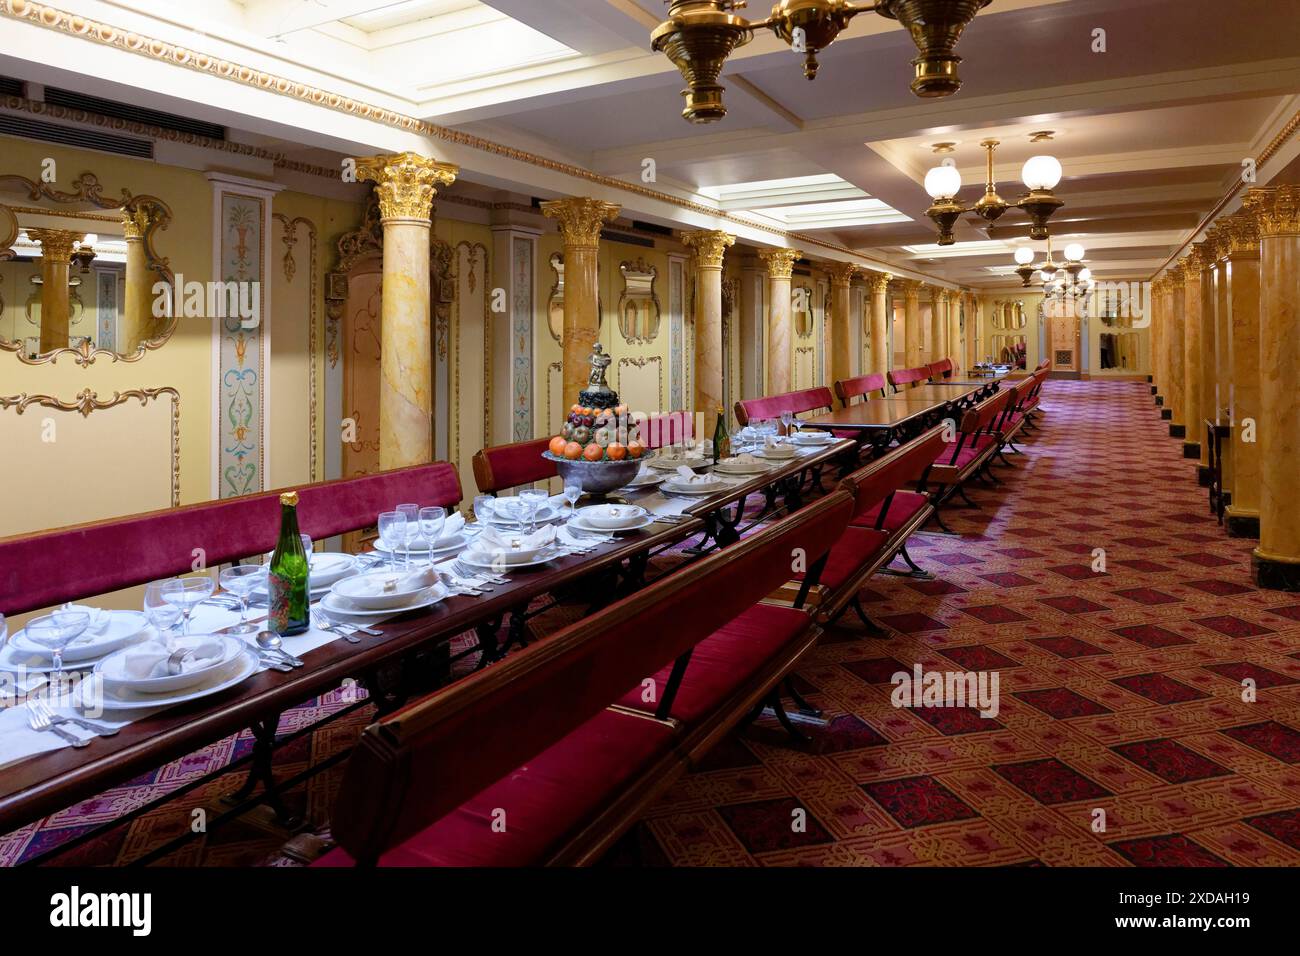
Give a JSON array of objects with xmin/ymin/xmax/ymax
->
[{"xmin": 255, "ymin": 630, "xmax": 305, "ymax": 666}]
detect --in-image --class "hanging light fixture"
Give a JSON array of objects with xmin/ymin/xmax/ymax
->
[
  {"xmin": 923, "ymin": 133, "xmax": 1067, "ymax": 245},
  {"xmin": 1009, "ymin": 235, "xmax": 1091, "ymax": 290},
  {"xmin": 652, "ymin": 0, "xmax": 992, "ymax": 123}
]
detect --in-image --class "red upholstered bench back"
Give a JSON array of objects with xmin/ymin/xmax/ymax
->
[
  {"xmin": 887, "ymin": 366, "xmax": 929, "ymax": 390},
  {"xmin": 735, "ymin": 387, "xmax": 834, "ymax": 426},
  {"xmin": 0, "ymin": 462, "xmax": 463, "ymax": 616},
  {"xmin": 834, "ymin": 372, "xmax": 887, "ymax": 405},
  {"xmin": 637, "ymin": 410, "xmax": 694, "ymax": 450},
  {"xmin": 329, "ymin": 488, "xmax": 855, "ymax": 864},
  {"xmin": 927, "ymin": 358, "xmax": 954, "ymax": 379},
  {"xmin": 472, "ymin": 437, "xmax": 556, "ymax": 495},
  {"xmin": 843, "ymin": 426, "xmax": 946, "ymax": 517}
]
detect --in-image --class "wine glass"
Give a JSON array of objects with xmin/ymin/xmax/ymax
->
[
  {"xmin": 24, "ymin": 610, "xmax": 89, "ymax": 691},
  {"xmin": 377, "ymin": 511, "xmax": 407, "ymax": 569},
  {"xmin": 780, "ymin": 410, "xmax": 795, "ymax": 437},
  {"xmin": 143, "ymin": 580, "xmax": 183, "ymax": 645},
  {"xmin": 563, "ymin": 479, "xmax": 582, "ymax": 515},
  {"xmin": 473, "ymin": 495, "xmax": 496, "ymax": 529},
  {"xmin": 520, "ymin": 488, "xmax": 549, "ymax": 534},
  {"xmin": 419, "ymin": 507, "xmax": 446, "ymax": 566},
  {"xmin": 161, "ymin": 577, "xmax": 215, "ymax": 636},
  {"xmin": 396, "ymin": 503, "xmax": 420, "ymax": 570},
  {"xmin": 219, "ymin": 565, "xmax": 266, "ymax": 635}
]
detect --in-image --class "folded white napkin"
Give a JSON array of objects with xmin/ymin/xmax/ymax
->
[
  {"xmin": 61, "ymin": 605, "xmax": 111, "ymax": 642},
  {"xmin": 675, "ymin": 465, "xmax": 712, "ymax": 484},
  {"xmin": 724, "ymin": 452, "xmax": 762, "ymax": 465},
  {"xmin": 348, "ymin": 568, "xmax": 437, "ymax": 596},
  {"xmin": 431, "ymin": 511, "xmax": 465, "ymax": 543},
  {"xmin": 478, "ymin": 524, "xmax": 556, "ymax": 552},
  {"xmin": 122, "ymin": 639, "xmax": 224, "ymax": 679}
]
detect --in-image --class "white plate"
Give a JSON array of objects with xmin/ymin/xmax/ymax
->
[
  {"xmin": 648, "ymin": 456, "xmax": 708, "ymax": 471},
  {"xmin": 460, "ymin": 547, "xmax": 565, "ymax": 570},
  {"xmin": 11, "ymin": 610, "xmax": 149, "ymax": 663},
  {"xmin": 488, "ymin": 503, "xmax": 560, "ymax": 527},
  {"xmin": 80, "ymin": 648, "xmax": 261, "ymax": 712},
  {"xmin": 319, "ymin": 583, "xmax": 447, "ymax": 617},
  {"xmin": 661, "ymin": 478, "xmax": 729, "ymax": 495},
  {"xmin": 621, "ymin": 472, "xmax": 664, "ymax": 488},
  {"xmin": 570, "ymin": 514, "xmax": 655, "ymax": 534},
  {"xmin": 576, "ymin": 503, "xmax": 647, "ymax": 530},
  {"xmin": 374, "ymin": 532, "xmax": 467, "ymax": 555},
  {"xmin": 790, "ymin": 431, "xmax": 835, "ymax": 445},
  {"xmin": 755, "ymin": 446, "xmax": 798, "ymax": 460},
  {"xmin": 332, "ymin": 570, "xmax": 436, "ymax": 610},
  {"xmin": 308, "ymin": 552, "xmax": 357, "ymax": 587},
  {"xmin": 713, "ymin": 458, "xmax": 772, "ymax": 475},
  {"xmin": 96, "ymin": 635, "xmax": 243, "ymax": 694}
]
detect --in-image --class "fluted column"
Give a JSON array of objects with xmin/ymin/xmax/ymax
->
[
  {"xmin": 1243, "ymin": 186, "xmax": 1300, "ymax": 589},
  {"xmin": 865, "ymin": 271, "xmax": 892, "ymax": 376},
  {"xmin": 1194, "ymin": 237, "xmax": 1219, "ymax": 478},
  {"xmin": 1150, "ymin": 276, "xmax": 1165, "ymax": 408},
  {"xmin": 121, "ymin": 206, "xmax": 155, "ymax": 353},
  {"xmin": 759, "ymin": 248, "xmax": 801, "ymax": 394},
  {"xmin": 354, "ymin": 152, "xmax": 459, "ymax": 469},
  {"xmin": 681, "ymin": 229, "xmax": 735, "ymax": 437},
  {"xmin": 1179, "ymin": 249, "xmax": 1206, "ymax": 458},
  {"xmin": 949, "ymin": 291, "xmax": 964, "ymax": 373},
  {"xmin": 1210, "ymin": 227, "xmax": 1232, "ymax": 494},
  {"xmin": 827, "ymin": 262, "xmax": 858, "ymax": 387},
  {"xmin": 1165, "ymin": 265, "xmax": 1186, "ymax": 434},
  {"xmin": 1221, "ymin": 213, "xmax": 1262, "ymax": 538},
  {"xmin": 929, "ymin": 287, "xmax": 947, "ymax": 363},
  {"xmin": 901, "ymin": 280, "xmax": 923, "ymax": 367},
  {"xmin": 28, "ymin": 228, "xmax": 80, "ymax": 354},
  {"xmin": 541, "ymin": 197, "xmax": 621, "ymax": 405}
]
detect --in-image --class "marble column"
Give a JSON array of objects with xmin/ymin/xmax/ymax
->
[
  {"xmin": 865, "ymin": 271, "xmax": 892, "ymax": 376},
  {"xmin": 1221, "ymin": 212, "xmax": 1262, "ymax": 538},
  {"xmin": 1165, "ymin": 265, "xmax": 1186, "ymax": 435},
  {"xmin": 902, "ymin": 280, "xmax": 923, "ymax": 368},
  {"xmin": 354, "ymin": 152, "xmax": 459, "ymax": 470},
  {"xmin": 1210, "ymin": 226, "xmax": 1232, "ymax": 494},
  {"xmin": 1150, "ymin": 276, "xmax": 1163, "ymax": 407},
  {"xmin": 541, "ymin": 197, "xmax": 621, "ymax": 406},
  {"xmin": 758, "ymin": 247, "xmax": 801, "ymax": 394},
  {"xmin": 1179, "ymin": 249, "xmax": 1206, "ymax": 457},
  {"xmin": 121, "ymin": 205, "xmax": 155, "ymax": 354},
  {"xmin": 1243, "ymin": 186, "xmax": 1300, "ymax": 589},
  {"xmin": 1194, "ymin": 237, "xmax": 1219, "ymax": 480},
  {"xmin": 28, "ymin": 228, "xmax": 80, "ymax": 354},
  {"xmin": 827, "ymin": 262, "xmax": 858, "ymax": 387},
  {"xmin": 681, "ymin": 229, "xmax": 735, "ymax": 437},
  {"xmin": 929, "ymin": 287, "xmax": 948, "ymax": 363},
  {"xmin": 949, "ymin": 291, "xmax": 964, "ymax": 373}
]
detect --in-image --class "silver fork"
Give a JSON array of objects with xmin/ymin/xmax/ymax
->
[
  {"xmin": 26, "ymin": 700, "xmax": 90, "ymax": 748},
  {"xmin": 33, "ymin": 698, "xmax": 117, "ymax": 737},
  {"xmin": 451, "ymin": 560, "xmax": 501, "ymax": 588},
  {"xmin": 312, "ymin": 611, "xmax": 361, "ymax": 644}
]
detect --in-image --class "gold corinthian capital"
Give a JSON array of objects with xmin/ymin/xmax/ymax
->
[
  {"xmin": 680, "ymin": 229, "xmax": 735, "ymax": 268},
  {"xmin": 541, "ymin": 197, "xmax": 621, "ymax": 250},
  {"xmin": 353, "ymin": 152, "xmax": 459, "ymax": 222},
  {"xmin": 120, "ymin": 204, "xmax": 156, "ymax": 240},
  {"xmin": 27, "ymin": 227, "xmax": 82, "ymax": 261},
  {"xmin": 826, "ymin": 261, "xmax": 859, "ymax": 285},
  {"xmin": 758, "ymin": 247, "xmax": 802, "ymax": 279},
  {"xmin": 1243, "ymin": 185, "xmax": 1300, "ymax": 238},
  {"xmin": 1219, "ymin": 211, "xmax": 1260, "ymax": 259},
  {"xmin": 864, "ymin": 270, "xmax": 892, "ymax": 293}
]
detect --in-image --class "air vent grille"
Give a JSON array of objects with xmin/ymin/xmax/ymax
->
[
  {"xmin": 0, "ymin": 113, "xmax": 153, "ymax": 159},
  {"xmin": 0, "ymin": 76, "xmax": 22, "ymax": 96},
  {"xmin": 43, "ymin": 87, "xmax": 225, "ymax": 140}
]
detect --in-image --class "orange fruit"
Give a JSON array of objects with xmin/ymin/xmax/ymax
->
[
  {"xmin": 583, "ymin": 443, "xmax": 603, "ymax": 462},
  {"xmin": 607, "ymin": 442, "xmax": 627, "ymax": 460},
  {"xmin": 548, "ymin": 435, "xmax": 567, "ymax": 456},
  {"xmin": 627, "ymin": 441, "xmax": 645, "ymax": 459},
  {"xmin": 563, "ymin": 441, "xmax": 583, "ymax": 460},
  {"xmin": 570, "ymin": 404, "xmax": 581, "ymax": 414}
]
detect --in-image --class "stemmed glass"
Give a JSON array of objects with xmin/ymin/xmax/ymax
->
[
  {"xmin": 377, "ymin": 511, "xmax": 408, "ymax": 569},
  {"xmin": 143, "ymin": 581, "xmax": 183, "ymax": 645},
  {"xmin": 397, "ymin": 503, "xmax": 420, "ymax": 570},
  {"xmin": 219, "ymin": 565, "xmax": 266, "ymax": 635},
  {"xmin": 563, "ymin": 480, "xmax": 582, "ymax": 515},
  {"xmin": 419, "ymin": 507, "xmax": 446, "ymax": 566},
  {"xmin": 24, "ymin": 610, "xmax": 90, "ymax": 691},
  {"xmin": 161, "ymin": 577, "xmax": 215, "ymax": 636},
  {"xmin": 473, "ymin": 495, "xmax": 496, "ymax": 530},
  {"xmin": 780, "ymin": 410, "xmax": 795, "ymax": 437},
  {"xmin": 520, "ymin": 488, "xmax": 549, "ymax": 534}
]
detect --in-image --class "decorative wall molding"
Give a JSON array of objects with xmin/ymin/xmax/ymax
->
[
  {"xmin": 0, "ymin": 386, "xmax": 180, "ymax": 505},
  {"xmin": 617, "ymin": 355, "xmax": 665, "ymax": 412},
  {"xmin": 273, "ymin": 212, "xmax": 318, "ymax": 481},
  {"xmin": 667, "ymin": 254, "xmax": 685, "ymax": 412}
]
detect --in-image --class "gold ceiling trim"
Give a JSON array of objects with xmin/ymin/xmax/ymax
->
[
  {"xmin": 0, "ymin": 386, "xmax": 180, "ymax": 505},
  {"xmin": 5, "ymin": 203, "xmax": 122, "ymax": 222},
  {"xmin": 0, "ymin": 1, "xmax": 971, "ymax": 291}
]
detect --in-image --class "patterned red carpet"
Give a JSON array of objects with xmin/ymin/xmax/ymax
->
[{"xmin": 5, "ymin": 379, "xmax": 1299, "ymax": 866}]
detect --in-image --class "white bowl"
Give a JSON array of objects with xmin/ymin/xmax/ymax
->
[
  {"xmin": 471, "ymin": 542, "xmax": 549, "ymax": 565},
  {"xmin": 97, "ymin": 635, "xmax": 242, "ymax": 694},
  {"xmin": 761, "ymin": 443, "xmax": 797, "ymax": 458},
  {"xmin": 791, "ymin": 430, "xmax": 834, "ymax": 444},
  {"xmin": 332, "ymin": 570, "xmax": 434, "ymax": 610},
  {"xmin": 577, "ymin": 504, "xmax": 647, "ymax": 529}
]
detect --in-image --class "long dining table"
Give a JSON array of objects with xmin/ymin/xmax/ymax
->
[
  {"xmin": 802, "ymin": 378, "xmax": 994, "ymax": 452},
  {"xmin": 0, "ymin": 434, "xmax": 855, "ymax": 862}
]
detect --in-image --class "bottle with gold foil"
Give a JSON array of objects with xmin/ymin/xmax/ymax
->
[
  {"xmin": 712, "ymin": 405, "xmax": 730, "ymax": 464},
  {"xmin": 268, "ymin": 492, "xmax": 309, "ymax": 636}
]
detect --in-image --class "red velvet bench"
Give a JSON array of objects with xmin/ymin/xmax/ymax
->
[
  {"xmin": 927, "ymin": 357, "xmax": 954, "ymax": 380},
  {"xmin": 887, "ymin": 365, "xmax": 930, "ymax": 391},
  {"xmin": 922, "ymin": 390, "xmax": 1014, "ymax": 533},
  {"xmin": 0, "ymin": 462, "xmax": 463, "ymax": 616},
  {"xmin": 472, "ymin": 437, "xmax": 555, "ymax": 496},
  {"xmin": 316, "ymin": 489, "xmax": 854, "ymax": 867},
  {"xmin": 833, "ymin": 371, "xmax": 888, "ymax": 407}
]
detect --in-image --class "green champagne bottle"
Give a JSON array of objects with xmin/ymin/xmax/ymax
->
[
  {"xmin": 713, "ymin": 406, "xmax": 730, "ymax": 463},
  {"xmin": 268, "ymin": 491, "xmax": 309, "ymax": 636}
]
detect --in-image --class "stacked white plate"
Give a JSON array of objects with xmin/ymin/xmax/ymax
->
[
  {"xmin": 661, "ymin": 474, "xmax": 729, "ymax": 495},
  {"xmin": 320, "ymin": 568, "xmax": 448, "ymax": 617},
  {"xmin": 790, "ymin": 430, "xmax": 835, "ymax": 446},
  {"xmin": 714, "ymin": 455, "xmax": 772, "ymax": 476},
  {"xmin": 1, "ymin": 608, "xmax": 149, "ymax": 675},
  {"xmin": 648, "ymin": 453, "xmax": 708, "ymax": 471},
  {"xmin": 572, "ymin": 503, "xmax": 653, "ymax": 533},
  {"xmin": 488, "ymin": 498, "xmax": 561, "ymax": 528},
  {"xmin": 84, "ymin": 644, "xmax": 261, "ymax": 711},
  {"xmin": 756, "ymin": 443, "xmax": 798, "ymax": 460}
]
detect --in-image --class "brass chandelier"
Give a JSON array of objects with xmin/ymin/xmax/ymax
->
[
  {"xmin": 924, "ymin": 135, "xmax": 1065, "ymax": 246},
  {"xmin": 1012, "ymin": 239, "xmax": 1091, "ymax": 295},
  {"xmin": 652, "ymin": 0, "xmax": 992, "ymax": 123}
]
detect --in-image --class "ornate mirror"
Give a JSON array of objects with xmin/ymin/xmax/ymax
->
[
  {"xmin": 1099, "ymin": 331, "xmax": 1139, "ymax": 370},
  {"xmin": 793, "ymin": 282, "xmax": 814, "ymax": 338},
  {"xmin": 617, "ymin": 258, "xmax": 661, "ymax": 344},
  {"xmin": 546, "ymin": 252, "xmax": 604, "ymax": 344},
  {"xmin": 989, "ymin": 299, "xmax": 1027, "ymax": 367},
  {"xmin": 0, "ymin": 172, "xmax": 173, "ymax": 366}
]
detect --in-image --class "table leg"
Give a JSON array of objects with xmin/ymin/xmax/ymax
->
[{"xmin": 222, "ymin": 712, "xmax": 301, "ymax": 829}]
